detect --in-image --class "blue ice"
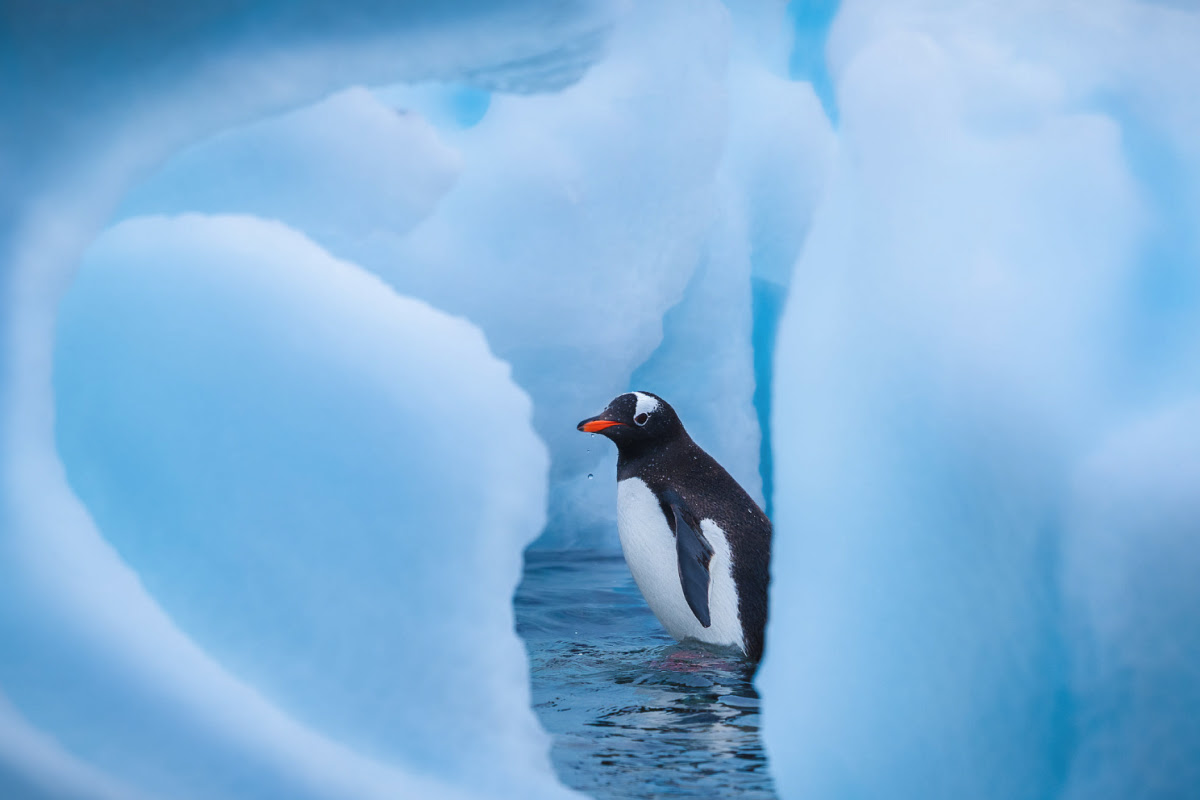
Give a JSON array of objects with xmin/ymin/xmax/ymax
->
[{"xmin": 2, "ymin": 0, "xmax": 1199, "ymax": 798}]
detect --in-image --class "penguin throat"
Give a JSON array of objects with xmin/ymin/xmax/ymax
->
[{"xmin": 615, "ymin": 432, "xmax": 689, "ymax": 481}]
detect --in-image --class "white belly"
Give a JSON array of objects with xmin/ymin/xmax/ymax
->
[{"xmin": 616, "ymin": 477, "xmax": 744, "ymax": 652}]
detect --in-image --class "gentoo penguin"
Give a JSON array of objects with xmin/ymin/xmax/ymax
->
[{"xmin": 577, "ymin": 392, "xmax": 771, "ymax": 662}]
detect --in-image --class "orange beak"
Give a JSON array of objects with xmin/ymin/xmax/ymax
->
[{"xmin": 578, "ymin": 419, "xmax": 624, "ymax": 433}]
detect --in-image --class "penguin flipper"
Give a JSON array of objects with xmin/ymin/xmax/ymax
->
[{"xmin": 664, "ymin": 490, "xmax": 714, "ymax": 628}]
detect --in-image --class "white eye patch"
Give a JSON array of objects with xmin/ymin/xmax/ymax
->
[{"xmin": 632, "ymin": 392, "xmax": 660, "ymax": 418}]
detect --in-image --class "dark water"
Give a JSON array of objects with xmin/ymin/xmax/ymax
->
[{"xmin": 515, "ymin": 549, "xmax": 777, "ymax": 800}]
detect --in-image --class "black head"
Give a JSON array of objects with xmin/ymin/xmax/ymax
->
[{"xmin": 576, "ymin": 391, "xmax": 686, "ymax": 455}]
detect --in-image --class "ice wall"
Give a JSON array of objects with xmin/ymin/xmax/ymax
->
[
  {"xmin": 2, "ymin": 2, "xmax": 615, "ymax": 798},
  {"xmin": 109, "ymin": 0, "xmax": 835, "ymax": 547},
  {"xmin": 9, "ymin": 0, "xmax": 1196, "ymax": 798},
  {"xmin": 762, "ymin": 2, "xmax": 1200, "ymax": 799},
  {"xmin": 52, "ymin": 214, "xmax": 561, "ymax": 799},
  {"xmin": 3, "ymin": 0, "xmax": 836, "ymax": 794},
  {"xmin": 5, "ymin": 211, "xmax": 574, "ymax": 800}
]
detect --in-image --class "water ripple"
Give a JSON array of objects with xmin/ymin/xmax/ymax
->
[{"xmin": 516, "ymin": 549, "xmax": 777, "ymax": 800}]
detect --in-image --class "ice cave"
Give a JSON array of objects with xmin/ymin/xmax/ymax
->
[{"xmin": 2, "ymin": 1, "xmax": 1199, "ymax": 798}]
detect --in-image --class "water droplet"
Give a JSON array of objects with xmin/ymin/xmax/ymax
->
[{"xmin": 587, "ymin": 473, "xmax": 594, "ymax": 480}]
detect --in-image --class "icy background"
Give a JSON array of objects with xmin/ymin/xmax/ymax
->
[
  {"xmin": 2, "ymin": 0, "xmax": 1198, "ymax": 799},
  {"xmin": 762, "ymin": 3, "xmax": 1200, "ymax": 799}
]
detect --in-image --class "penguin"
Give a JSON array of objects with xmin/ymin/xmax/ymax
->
[{"xmin": 577, "ymin": 391, "xmax": 771, "ymax": 662}]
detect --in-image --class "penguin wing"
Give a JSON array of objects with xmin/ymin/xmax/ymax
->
[{"xmin": 663, "ymin": 489, "xmax": 714, "ymax": 628}]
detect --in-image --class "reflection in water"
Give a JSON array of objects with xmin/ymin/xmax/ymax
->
[{"xmin": 516, "ymin": 549, "xmax": 776, "ymax": 799}]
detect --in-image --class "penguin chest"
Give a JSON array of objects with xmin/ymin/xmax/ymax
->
[{"xmin": 616, "ymin": 478, "xmax": 744, "ymax": 652}]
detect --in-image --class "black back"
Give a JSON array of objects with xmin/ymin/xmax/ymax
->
[{"xmin": 579, "ymin": 392, "xmax": 772, "ymax": 661}]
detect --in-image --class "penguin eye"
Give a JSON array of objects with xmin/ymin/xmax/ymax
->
[{"xmin": 634, "ymin": 412, "xmax": 649, "ymax": 426}]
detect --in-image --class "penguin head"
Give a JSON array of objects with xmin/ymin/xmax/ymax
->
[{"xmin": 576, "ymin": 391, "xmax": 683, "ymax": 448}]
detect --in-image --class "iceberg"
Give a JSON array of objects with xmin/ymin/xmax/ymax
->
[
  {"xmin": 2, "ymin": 2, "xmax": 613, "ymax": 797},
  {"xmin": 762, "ymin": 2, "xmax": 1200, "ymax": 799},
  {"xmin": 0, "ymin": 210, "xmax": 575, "ymax": 799},
  {"xmin": 3, "ymin": 0, "xmax": 1198, "ymax": 797},
  {"xmin": 50, "ymin": 214, "xmax": 561, "ymax": 799},
  {"xmin": 111, "ymin": 0, "xmax": 835, "ymax": 547}
]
